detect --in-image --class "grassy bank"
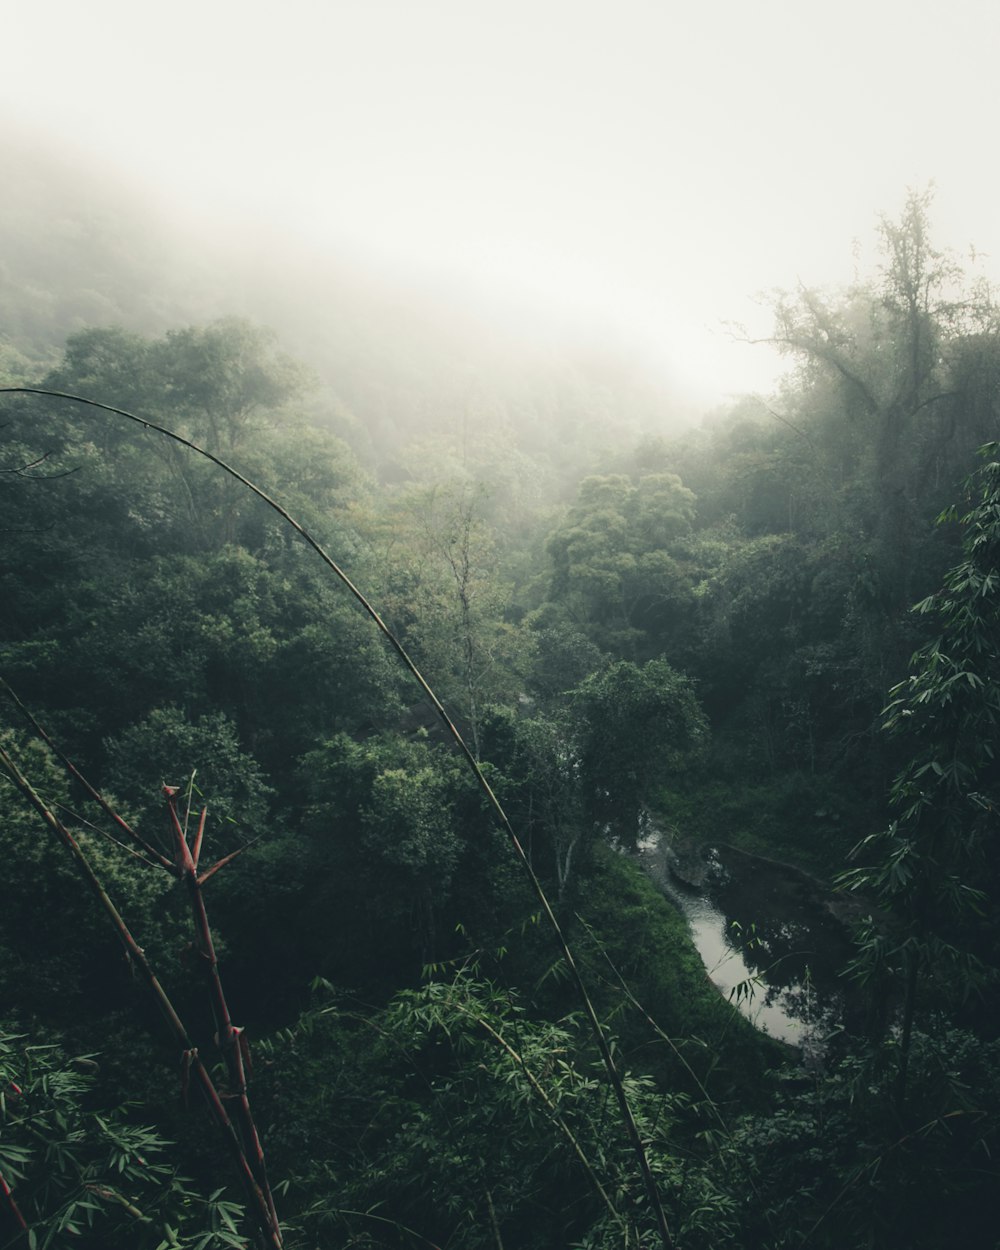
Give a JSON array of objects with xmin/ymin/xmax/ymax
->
[{"xmin": 570, "ymin": 844, "xmax": 784, "ymax": 1105}]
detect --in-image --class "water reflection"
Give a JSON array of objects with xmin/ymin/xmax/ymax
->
[{"xmin": 638, "ymin": 832, "xmax": 850, "ymax": 1054}]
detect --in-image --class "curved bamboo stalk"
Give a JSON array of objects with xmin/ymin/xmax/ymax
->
[{"xmin": 0, "ymin": 386, "xmax": 674, "ymax": 1250}]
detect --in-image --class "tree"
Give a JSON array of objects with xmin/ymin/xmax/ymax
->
[
  {"xmin": 45, "ymin": 325, "xmax": 158, "ymax": 414},
  {"xmin": 0, "ymin": 729, "xmax": 184, "ymax": 1024},
  {"xmin": 40, "ymin": 319, "xmax": 315, "ymax": 547},
  {"xmin": 297, "ymin": 732, "xmax": 467, "ymax": 973},
  {"xmin": 102, "ymin": 705, "xmax": 273, "ymax": 838},
  {"xmin": 479, "ymin": 705, "xmax": 585, "ymax": 900},
  {"xmin": 254, "ymin": 970, "xmax": 737, "ymax": 1250},
  {"xmin": 571, "ymin": 659, "xmax": 708, "ymax": 849},
  {"xmin": 0, "ymin": 728, "xmax": 287, "ymax": 1248},
  {"xmin": 45, "ymin": 320, "xmax": 310, "ymax": 455},
  {"xmin": 545, "ymin": 471, "xmax": 697, "ymax": 657},
  {"xmin": 478, "ymin": 661, "xmax": 707, "ymax": 896},
  {"xmin": 759, "ymin": 190, "xmax": 995, "ymax": 615},
  {"xmin": 840, "ymin": 444, "xmax": 1000, "ymax": 1104},
  {"xmin": 154, "ymin": 319, "xmax": 310, "ymax": 455},
  {"xmin": 380, "ymin": 481, "xmax": 531, "ymax": 756}
]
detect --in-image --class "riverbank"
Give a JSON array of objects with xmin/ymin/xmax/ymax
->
[
  {"xmin": 572, "ymin": 843, "xmax": 787, "ymax": 1100},
  {"xmin": 637, "ymin": 822, "xmax": 870, "ymax": 1053}
]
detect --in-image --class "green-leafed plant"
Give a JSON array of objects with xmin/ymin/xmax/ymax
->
[
  {"xmin": 0, "ymin": 1031, "xmax": 246, "ymax": 1250},
  {"xmin": 840, "ymin": 444, "xmax": 1000, "ymax": 1105},
  {"xmin": 255, "ymin": 972, "xmax": 740, "ymax": 1250}
]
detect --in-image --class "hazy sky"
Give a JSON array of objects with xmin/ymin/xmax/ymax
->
[{"xmin": 6, "ymin": 0, "xmax": 1000, "ymax": 404}]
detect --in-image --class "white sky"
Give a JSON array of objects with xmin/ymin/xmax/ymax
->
[{"xmin": 5, "ymin": 0, "xmax": 1000, "ymax": 405}]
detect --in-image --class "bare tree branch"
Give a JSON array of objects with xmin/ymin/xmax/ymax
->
[{"xmin": 0, "ymin": 450, "xmax": 80, "ymax": 479}]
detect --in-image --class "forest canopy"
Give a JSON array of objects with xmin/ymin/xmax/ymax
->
[{"xmin": 1, "ymin": 188, "xmax": 999, "ymax": 1249}]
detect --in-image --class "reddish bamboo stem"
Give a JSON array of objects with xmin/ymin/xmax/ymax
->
[
  {"xmin": 165, "ymin": 791, "xmax": 280, "ymax": 1238},
  {"xmin": 0, "ymin": 745, "xmax": 282, "ymax": 1250},
  {"xmin": 0, "ymin": 1168, "xmax": 28, "ymax": 1232}
]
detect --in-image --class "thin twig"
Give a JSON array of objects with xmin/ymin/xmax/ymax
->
[
  {"xmin": 53, "ymin": 802, "xmax": 162, "ymax": 870},
  {"xmin": 0, "ymin": 450, "xmax": 80, "ymax": 479},
  {"xmin": 0, "ymin": 675, "xmax": 172, "ymax": 870}
]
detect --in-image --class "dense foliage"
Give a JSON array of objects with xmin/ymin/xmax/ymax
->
[{"xmin": 2, "ymin": 187, "xmax": 999, "ymax": 1247}]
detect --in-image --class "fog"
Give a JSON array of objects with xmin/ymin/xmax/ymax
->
[{"xmin": 5, "ymin": 0, "xmax": 1000, "ymax": 406}]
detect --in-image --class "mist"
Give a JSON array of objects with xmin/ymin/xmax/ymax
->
[{"xmin": 6, "ymin": 0, "xmax": 1000, "ymax": 413}]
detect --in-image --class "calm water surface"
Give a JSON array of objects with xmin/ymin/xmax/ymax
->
[{"xmin": 638, "ymin": 831, "xmax": 854, "ymax": 1055}]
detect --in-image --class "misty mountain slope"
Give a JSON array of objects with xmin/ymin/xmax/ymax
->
[
  {"xmin": 0, "ymin": 131, "xmax": 199, "ymax": 364},
  {"xmin": 0, "ymin": 126, "xmax": 691, "ymax": 487}
]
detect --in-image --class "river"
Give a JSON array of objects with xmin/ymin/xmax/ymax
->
[{"xmin": 638, "ymin": 829, "xmax": 857, "ymax": 1057}]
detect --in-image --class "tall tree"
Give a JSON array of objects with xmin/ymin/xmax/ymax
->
[
  {"xmin": 761, "ymin": 190, "xmax": 993, "ymax": 613},
  {"xmin": 380, "ymin": 481, "xmax": 531, "ymax": 756},
  {"xmin": 572, "ymin": 658, "xmax": 707, "ymax": 850},
  {"xmin": 841, "ymin": 444, "xmax": 1000, "ymax": 1104},
  {"xmin": 545, "ymin": 470, "xmax": 697, "ymax": 657}
]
